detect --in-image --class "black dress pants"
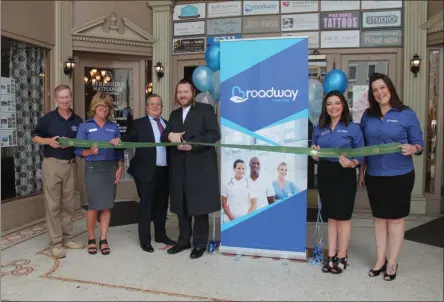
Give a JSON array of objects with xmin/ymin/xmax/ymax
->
[
  {"xmin": 136, "ymin": 166, "xmax": 169, "ymax": 245},
  {"xmin": 177, "ymin": 192, "xmax": 209, "ymax": 249}
]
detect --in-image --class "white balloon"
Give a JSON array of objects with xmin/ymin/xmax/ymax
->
[{"xmin": 195, "ymin": 92, "xmax": 216, "ymax": 110}]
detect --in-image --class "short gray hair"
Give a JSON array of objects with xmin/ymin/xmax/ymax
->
[{"xmin": 146, "ymin": 94, "xmax": 163, "ymax": 106}]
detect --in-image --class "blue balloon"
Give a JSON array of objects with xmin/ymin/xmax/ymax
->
[
  {"xmin": 205, "ymin": 44, "xmax": 220, "ymax": 71},
  {"xmin": 323, "ymin": 69, "xmax": 348, "ymax": 94},
  {"xmin": 192, "ymin": 66, "xmax": 214, "ymax": 92},
  {"xmin": 209, "ymin": 71, "xmax": 220, "ymax": 102},
  {"xmin": 308, "ymin": 79, "xmax": 324, "ymax": 126}
]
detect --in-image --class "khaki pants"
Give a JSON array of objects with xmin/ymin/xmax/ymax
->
[{"xmin": 43, "ymin": 157, "xmax": 76, "ymax": 248}]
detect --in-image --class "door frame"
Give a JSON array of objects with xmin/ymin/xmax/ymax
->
[{"xmin": 73, "ymin": 52, "xmax": 148, "ymax": 203}]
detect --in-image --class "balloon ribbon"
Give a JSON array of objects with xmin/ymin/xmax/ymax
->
[{"xmin": 57, "ymin": 138, "xmax": 401, "ymax": 158}]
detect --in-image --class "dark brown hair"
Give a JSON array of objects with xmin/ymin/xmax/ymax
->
[
  {"xmin": 174, "ymin": 78, "xmax": 196, "ymax": 107},
  {"xmin": 366, "ymin": 72, "xmax": 408, "ymax": 117},
  {"xmin": 318, "ymin": 90, "xmax": 352, "ymax": 128}
]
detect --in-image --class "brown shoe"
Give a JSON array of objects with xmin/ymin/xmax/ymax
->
[
  {"xmin": 51, "ymin": 247, "xmax": 66, "ymax": 258},
  {"xmin": 63, "ymin": 240, "xmax": 84, "ymax": 249}
]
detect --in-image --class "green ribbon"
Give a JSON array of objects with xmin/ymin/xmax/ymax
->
[{"xmin": 57, "ymin": 138, "xmax": 401, "ymax": 158}]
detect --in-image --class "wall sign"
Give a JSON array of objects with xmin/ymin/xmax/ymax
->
[
  {"xmin": 362, "ymin": 10, "xmax": 402, "ymax": 28},
  {"xmin": 361, "ymin": 1, "xmax": 402, "ymax": 10},
  {"xmin": 243, "ymin": 1, "xmax": 279, "ymax": 16},
  {"xmin": 282, "ymin": 31, "xmax": 320, "ymax": 49},
  {"xmin": 173, "ymin": 21, "xmax": 205, "ymax": 37},
  {"xmin": 320, "ymin": 0, "xmax": 360, "ymax": 11},
  {"xmin": 320, "ymin": 11, "xmax": 360, "ymax": 30},
  {"xmin": 280, "ymin": 1, "xmax": 319, "ymax": 13},
  {"xmin": 207, "ymin": 18, "xmax": 242, "ymax": 35},
  {"xmin": 173, "ymin": 37, "xmax": 206, "ymax": 54},
  {"xmin": 173, "ymin": 3, "xmax": 206, "ymax": 21},
  {"xmin": 243, "ymin": 15, "xmax": 281, "ymax": 33},
  {"xmin": 321, "ymin": 30, "xmax": 360, "ymax": 48},
  {"xmin": 361, "ymin": 30, "xmax": 403, "ymax": 47},
  {"xmin": 281, "ymin": 13, "xmax": 319, "ymax": 32},
  {"xmin": 207, "ymin": 35, "xmax": 243, "ymax": 46},
  {"xmin": 207, "ymin": 1, "xmax": 242, "ymax": 18}
]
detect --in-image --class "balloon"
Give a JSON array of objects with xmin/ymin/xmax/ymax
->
[
  {"xmin": 209, "ymin": 71, "xmax": 220, "ymax": 102},
  {"xmin": 323, "ymin": 69, "xmax": 348, "ymax": 94},
  {"xmin": 205, "ymin": 44, "xmax": 220, "ymax": 71},
  {"xmin": 308, "ymin": 79, "xmax": 324, "ymax": 126},
  {"xmin": 195, "ymin": 92, "xmax": 216, "ymax": 109},
  {"xmin": 192, "ymin": 66, "xmax": 214, "ymax": 92}
]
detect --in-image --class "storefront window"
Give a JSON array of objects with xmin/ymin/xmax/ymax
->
[
  {"xmin": 1, "ymin": 36, "xmax": 47, "ymax": 201},
  {"xmin": 425, "ymin": 50, "xmax": 441, "ymax": 194}
]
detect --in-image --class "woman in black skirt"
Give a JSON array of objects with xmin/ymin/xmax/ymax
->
[
  {"xmin": 75, "ymin": 92, "xmax": 124, "ymax": 255},
  {"xmin": 359, "ymin": 73, "xmax": 424, "ymax": 281},
  {"xmin": 311, "ymin": 90, "xmax": 364, "ymax": 274}
]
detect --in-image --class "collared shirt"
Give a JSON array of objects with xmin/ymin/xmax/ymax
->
[
  {"xmin": 182, "ymin": 106, "xmax": 191, "ymax": 122},
  {"xmin": 360, "ymin": 108, "xmax": 424, "ymax": 177},
  {"xmin": 272, "ymin": 180, "xmax": 298, "ymax": 200},
  {"xmin": 31, "ymin": 108, "xmax": 83, "ymax": 160},
  {"xmin": 148, "ymin": 115, "xmax": 167, "ymax": 167},
  {"xmin": 312, "ymin": 121, "xmax": 365, "ymax": 164},
  {"xmin": 247, "ymin": 175, "xmax": 275, "ymax": 209},
  {"xmin": 74, "ymin": 118, "xmax": 124, "ymax": 162},
  {"xmin": 221, "ymin": 177, "xmax": 258, "ymax": 219}
]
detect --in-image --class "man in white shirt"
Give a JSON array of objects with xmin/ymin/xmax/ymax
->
[{"xmin": 246, "ymin": 157, "xmax": 275, "ymax": 209}]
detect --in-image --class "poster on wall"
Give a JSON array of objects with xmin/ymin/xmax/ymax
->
[
  {"xmin": 0, "ymin": 77, "xmax": 17, "ymax": 147},
  {"xmin": 320, "ymin": 11, "xmax": 360, "ymax": 30},
  {"xmin": 219, "ymin": 37, "xmax": 308, "ymax": 259},
  {"xmin": 84, "ymin": 67, "xmax": 134, "ymax": 179},
  {"xmin": 173, "ymin": 37, "xmax": 206, "ymax": 54}
]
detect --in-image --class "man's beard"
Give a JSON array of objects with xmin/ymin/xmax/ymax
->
[{"xmin": 179, "ymin": 98, "xmax": 193, "ymax": 106}]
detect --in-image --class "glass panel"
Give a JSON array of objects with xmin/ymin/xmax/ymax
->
[
  {"xmin": 84, "ymin": 67, "xmax": 134, "ymax": 180},
  {"xmin": 425, "ymin": 50, "xmax": 441, "ymax": 194},
  {"xmin": 1, "ymin": 36, "xmax": 47, "ymax": 201}
]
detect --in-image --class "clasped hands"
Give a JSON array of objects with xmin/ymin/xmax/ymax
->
[
  {"xmin": 310, "ymin": 145, "xmax": 355, "ymax": 168},
  {"xmin": 168, "ymin": 132, "xmax": 192, "ymax": 151}
]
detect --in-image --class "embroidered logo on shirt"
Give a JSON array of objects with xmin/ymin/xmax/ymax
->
[
  {"xmin": 337, "ymin": 130, "xmax": 348, "ymax": 133},
  {"xmin": 71, "ymin": 126, "xmax": 78, "ymax": 132},
  {"xmin": 386, "ymin": 119, "xmax": 399, "ymax": 123},
  {"xmin": 105, "ymin": 128, "xmax": 115, "ymax": 132},
  {"xmin": 321, "ymin": 130, "xmax": 330, "ymax": 135},
  {"xmin": 88, "ymin": 128, "xmax": 98, "ymax": 132}
]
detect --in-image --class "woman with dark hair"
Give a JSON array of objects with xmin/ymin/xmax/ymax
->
[
  {"xmin": 221, "ymin": 159, "xmax": 257, "ymax": 222},
  {"xmin": 161, "ymin": 78, "xmax": 221, "ymax": 259},
  {"xmin": 359, "ymin": 73, "xmax": 424, "ymax": 281},
  {"xmin": 311, "ymin": 90, "xmax": 364, "ymax": 274}
]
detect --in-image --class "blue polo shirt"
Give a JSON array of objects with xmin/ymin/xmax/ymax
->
[
  {"xmin": 74, "ymin": 118, "xmax": 124, "ymax": 162},
  {"xmin": 312, "ymin": 121, "xmax": 365, "ymax": 164},
  {"xmin": 360, "ymin": 108, "xmax": 424, "ymax": 177},
  {"xmin": 31, "ymin": 109, "xmax": 83, "ymax": 160}
]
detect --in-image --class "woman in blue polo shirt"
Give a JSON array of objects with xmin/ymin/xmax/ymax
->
[
  {"xmin": 75, "ymin": 92, "xmax": 124, "ymax": 256},
  {"xmin": 359, "ymin": 73, "xmax": 424, "ymax": 281},
  {"xmin": 311, "ymin": 90, "xmax": 364, "ymax": 275}
]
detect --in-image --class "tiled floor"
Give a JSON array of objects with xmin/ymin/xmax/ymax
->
[{"xmin": 1, "ymin": 208, "xmax": 443, "ymax": 301}]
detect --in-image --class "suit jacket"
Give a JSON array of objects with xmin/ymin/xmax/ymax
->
[
  {"xmin": 161, "ymin": 102, "xmax": 221, "ymax": 216},
  {"xmin": 123, "ymin": 115, "xmax": 169, "ymax": 184}
]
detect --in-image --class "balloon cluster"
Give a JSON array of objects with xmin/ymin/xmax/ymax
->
[
  {"xmin": 192, "ymin": 44, "xmax": 221, "ymax": 107},
  {"xmin": 308, "ymin": 69, "xmax": 348, "ymax": 126}
]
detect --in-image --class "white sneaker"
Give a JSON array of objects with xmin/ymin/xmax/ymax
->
[
  {"xmin": 51, "ymin": 247, "xmax": 66, "ymax": 258},
  {"xmin": 63, "ymin": 240, "xmax": 84, "ymax": 249}
]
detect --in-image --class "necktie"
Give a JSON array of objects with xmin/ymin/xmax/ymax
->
[{"xmin": 154, "ymin": 118, "xmax": 164, "ymax": 134}]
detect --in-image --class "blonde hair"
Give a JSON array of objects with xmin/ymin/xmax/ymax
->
[{"xmin": 87, "ymin": 92, "xmax": 114, "ymax": 119}]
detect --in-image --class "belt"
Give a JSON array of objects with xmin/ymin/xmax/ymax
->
[{"xmin": 46, "ymin": 157, "xmax": 76, "ymax": 164}]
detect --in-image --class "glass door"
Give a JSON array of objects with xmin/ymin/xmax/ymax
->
[{"xmin": 341, "ymin": 53, "xmax": 398, "ymax": 211}]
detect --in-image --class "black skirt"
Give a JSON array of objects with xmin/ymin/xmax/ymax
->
[
  {"xmin": 318, "ymin": 160, "xmax": 357, "ymax": 221},
  {"xmin": 365, "ymin": 170, "xmax": 415, "ymax": 219}
]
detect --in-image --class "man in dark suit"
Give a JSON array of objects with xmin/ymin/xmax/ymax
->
[
  {"xmin": 161, "ymin": 79, "xmax": 221, "ymax": 259},
  {"xmin": 124, "ymin": 94, "xmax": 175, "ymax": 252}
]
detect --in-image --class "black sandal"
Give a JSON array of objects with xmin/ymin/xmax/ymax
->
[
  {"xmin": 383, "ymin": 263, "xmax": 398, "ymax": 281},
  {"xmin": 331, "ymin": 255, "xmax": 348, "ymax": 274},
  {"xmin": 321, "ymin": 253, "xmax": 337, "ymax": 273},
  {"xmin": 87, "ymin": 239, "xmax": 97, "ymax": 255},
  {"xmin": 99, "ymin": 239, "xmax": 110, "ymax": 255},
  {"xmin": 368, "ymin": 258, "xmax": 387, "ymax": 277}
]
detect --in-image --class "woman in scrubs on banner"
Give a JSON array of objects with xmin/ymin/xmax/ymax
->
[
  {"xmin": 272, "ymin": 162, "xmax": 298, "ymax": 200},
  {"xmin": 312, "ymin": 90, "xmax": 364, "ymax": 275},
  {"xmin": 221, "ymin": 159, "xmax": 257, "ymax": 222}
]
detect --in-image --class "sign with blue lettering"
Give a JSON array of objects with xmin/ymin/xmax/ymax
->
[{"xmin": 207, "ymin": 35, "xmax": 242, "ymax": 47}]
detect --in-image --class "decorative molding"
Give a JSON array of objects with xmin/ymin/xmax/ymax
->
[
  {"xmin": 421, "ymin": 9, "xmax": 443, "ymax": 33},
  {"xmin": 70, "ymin": 13, "xmax": 156, "ymax": 46},
  {"xmin": 147, "ymin": 0, "xmax": 174, "ymax": 12}
]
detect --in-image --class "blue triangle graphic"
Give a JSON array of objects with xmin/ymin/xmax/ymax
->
[{"xmin": 220, "ymin": 38, "xmax": 304, "ymax": 83}]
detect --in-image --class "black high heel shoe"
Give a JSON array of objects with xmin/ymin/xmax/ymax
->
[
  {"xmin": 321, "ymin": 253, "xmax": 337, "ymax": 273},
  {"xmin": 99, "ymin": 239, "xmax": 110, "ymax": 255},
  {"xmin": 368, "ymin": 258, "xmax": 387, "ymax": 277},
  {"xmin": 331, "ymin": 255, "xmax": 348, "ymax": 274},
  {"xmin": 87, "ymin": 239, "xmax": 97, "ymax": 255},
  {"xmin": 383, "ymin": 264, "xmax": 398, "ymax": 281}
]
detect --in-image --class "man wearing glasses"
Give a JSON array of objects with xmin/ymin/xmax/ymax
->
[{"xmin": 124, "ymin": 94, "xmax": 175, "ymax": 253}]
